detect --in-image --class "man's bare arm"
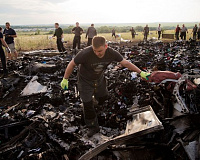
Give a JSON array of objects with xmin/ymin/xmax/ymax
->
[
  {"xmin": 120, "ymin": 59, "xmax": 141, "ymax": 73},
  {"xmin": 63, "ymin": 59, "xmax": 76, "ymax": 79},
  {"xmin": 0, "ymin": 38, "xmax": 9, "ymax": 48}
]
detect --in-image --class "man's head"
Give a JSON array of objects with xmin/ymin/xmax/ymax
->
[
  {"xmin": 5, "ymin": 22, "xmax": 10, "ymax": 29},
  {"xmin": 76, "ymin": 22, "xmax": 79, "ymax": 27},
  {"xmin": 177, "ymin": 24, "xmax": 179, "ymax": 27},
  {"xmin": 183, "ymin": 24, "xmax": 185, "ymax": 27},
  {"xmin": 146, "ymin": 24, "xmax": 148, "ymax": 27},
  {"xmin": 159, "ymin": 24, "xmax": 161, "ymax": 27},
  {"xmin": 92, "ymin": 36, "xmax": 108, "ymax": 58},
  {"xmin": 0, "ymin": 27, "xmax": 2, "ymax": 32},
  {"xmin": 195, "ymin": 24, "xmax": 197, "ymax": 27},
  {"xmin": 55, "ymin": 23, "xmax": 59, "ymax": 29},
  {"xmin": 91, "ymin": 24, "xmax": 94, "ymax": 27}
]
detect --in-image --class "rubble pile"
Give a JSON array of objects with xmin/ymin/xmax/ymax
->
[{"xmin": 0, "ymin": 40, "xmax": 200, "ymax": 160}]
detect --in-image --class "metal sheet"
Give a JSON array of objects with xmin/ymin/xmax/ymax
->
[{"xmin": 79, "ymin": 105, "xmax": 163, "ymax": 160}]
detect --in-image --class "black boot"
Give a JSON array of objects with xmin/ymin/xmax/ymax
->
[{"xmin": 87, "ymin": 126, "xmax": 100, "ymax": 137}]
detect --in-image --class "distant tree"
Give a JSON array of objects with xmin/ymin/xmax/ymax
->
[
  {"xmin": 63, "ymin": 25, "xmax": 75, "ymax": 34},
  {"xmin": 135, "ymin": 26, "xmax": 143, "ymax": 32},
  {"xmin": 48, "ymin": 30, "xmax": 54, "ymax": 35},
  {"xmin": 35, "ymin": 29, "xmax": 40, "ymax": 35}
]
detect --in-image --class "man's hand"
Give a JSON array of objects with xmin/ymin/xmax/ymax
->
[
  {"xmin": 61, "ymin": 78, "xmax": 68, "ymax": 90},
  {"xmin": 6, "ymin": 47, "xmax": 11, "ymax": 54},
  {"xmin": 61, "ymin": 38, "xmax": 64, "ymax": 42},
  {"xmin": 140, "ymin": 71, "xmax": 151, "ymax": 80}
]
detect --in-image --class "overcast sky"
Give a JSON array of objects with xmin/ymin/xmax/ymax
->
[{"xmin": 0, "ymin": 0, "xmax": 199, "ymax": 25}]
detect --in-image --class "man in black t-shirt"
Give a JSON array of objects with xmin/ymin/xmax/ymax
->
[
  {"xmin": 0, "ymin": 31, "xmax": 11, "ymax": 78},
  {"xmin": 3, "ymin": 22, "xmax": 17, "ymax": 60},
  {"xmin": 72, "ymin": 22, "xmax": 83, "ymax": 50},
  {"xmin": 53, "ymin": 23, "xmax": 66, "ymax": 53},
  {"xmin": 130, "ymin": 27, "xmax": 136, "ymax": 39},
  {"xmin": 192, "ymin": 24, "xmax": 198, "ymax": 40},
  {"xmin": 143, "ymin": 24, "xmax": 149, "ymax": 41},
  {"xmin": 61, "ymin": 36, "xmax": 150, "ymax": 137}
]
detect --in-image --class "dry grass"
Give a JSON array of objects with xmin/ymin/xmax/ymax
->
[{"xmin": 14, "ymin": 29, "xmax": 194, "ymax": 51}]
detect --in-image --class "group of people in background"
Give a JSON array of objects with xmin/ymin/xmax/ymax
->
[
  {"xmin": 1, "ymin": 22, "xmax": 200, "ymax": 78},
  {"xmin": 53, "ymin": 22, "xmax": 97, "ymax": 54},
  {"xmin": 175, "ymin": 24, "xmax": 200, "ymax": 40}
]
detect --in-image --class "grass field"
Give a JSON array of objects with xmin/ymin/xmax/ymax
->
[{"xmin": 14, "ymin": 29, "xmax": 194, "ymax": 51}]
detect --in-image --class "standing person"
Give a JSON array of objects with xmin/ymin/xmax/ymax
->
[
  {"xmin": 143, "ymin": 24, "xmax": 149, "ymax": 41},
  {"xmin": 60, "ymin": 36, "xmax": 150, "ymax": 137},
  {"xmin": 3, "ymin": 22, "xmax": 17, "ymax": 60},
  {"xmin": 175, "ymin": 24, "xmax": 181, "ymax": 40},
  {"xmin": 157, "ymin": 24, "xmax": 162, "ymax": 40},
  {"xmin": 180, "ymin": 24, "xmax": 188, "ymax": 40},
  {"xmin": 192, "ymin": 24, "xmax": 198, "ymax": 40},
  {"xmin": 112, "ymin": 28, "xmax": 116, "ymax": 38},
  {"xmin": 72, "ymin": 22, "xmax": 83, "ymax": 50},
  {"xmin": 86, "ymin": 24, "xmax": 97, "ymax": 46},
  {"xmin": 198, "ymin": 23, "xmax": 200, "ymax": 40},
  {"xmin": 53, "ymin": 23, "xmax": 66, "ymax": 53},
  {"xmin": 0, "ymin": 29, "xmax": 11, "ymax": 78},
  {"xmin": 130, "ymin": 27, "xmax": 136, "ymax": 39}
]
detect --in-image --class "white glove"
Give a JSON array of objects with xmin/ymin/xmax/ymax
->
[
  {"xmin": 61, "ymin": 38, "xmax": 64, "ymax": 42},
  {"xmin": 6, "ymin": 47, "xmax": 11, "ymax": 53},
  {"xmin": 49, "ymin": 36, "xmax": 53, "ymax": 39}
]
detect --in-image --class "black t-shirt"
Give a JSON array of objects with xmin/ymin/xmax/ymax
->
[
  {"xmin": 74, "ymin": 46, "xmax": 123, "ymax": 80},
  {"xmin": 54, "ymin": 27, "xmax": 63, "ymax": 39},
  {"xmin": 0, "ymin": 32, "xmax": 3, "ymax": 46},
  {"xmin": 3, "ymin": 28, "xmax": 16, "ymax": 44},
  {"xmin": 72, "ymin": 27, "xmax": 83, "ymax": 37}
]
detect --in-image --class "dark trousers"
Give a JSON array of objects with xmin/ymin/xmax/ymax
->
[
  {"xmin": 87, "ymin": 38, "xmax": 92, "ymax": 46},
  {"xmin": 175, "ymin": 32, "xmax": 179, "ymax": 40},
  {"xmin": 158, "ymin": 31, "xmax": 161, "ymax": 40},
  {"xmin": 56, "ymin": 38, "xmax": 66, "ymax": 53},
  {"xmin": 193, "ymin": 32, "xmax": 197, "ymax": 40},
  {"xmin": 132, "ymin": 34, "xmax": 135, "ymax": 39},
  {"xmin": 0, "ymin": 46, "xmax": 7, "ymax": 74},
  {"xmin": 144, "ymin": 33, "xmax": 148, "ymax": 41},
  {"xmin": 181, "ymin": 32, "xmax": 186, "ymax": 40},
  {"xmin": 112, "ymin": 33, "xmax": 116, "ymax": 38},
  {"xmin": 198, "ymin": 32, "xmax": 200, "ymax": 40},
  {"xmin": 78, "ymin": 75, "xmax": 108, "ymax": 128},
  {"xmin": 73, "ymin": 36, "xmax": 81, "ymax": 49}
]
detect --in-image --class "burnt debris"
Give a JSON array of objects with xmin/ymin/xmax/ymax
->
[{"xmin": 0, "ymin": 40, "xmax": 200, "ymax": 160}]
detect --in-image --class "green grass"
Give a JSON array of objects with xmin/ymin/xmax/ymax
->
[{"xmin": 14, "ymin": 29, "xmax": 194, "ymax": 51}]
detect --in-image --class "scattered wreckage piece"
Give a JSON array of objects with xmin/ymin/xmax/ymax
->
[
  {"xmin": 21, "ymin": 76, "xmax": 48, "ymax": 96},
  {"xmin": 79, "ymin": 106, "xmax": 163, "ymax": 160}
]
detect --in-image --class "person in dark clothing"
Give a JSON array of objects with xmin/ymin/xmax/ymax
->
[
  {"xmin": 86, "ymin": 24, "xmax": 97, "ymax": 46},
  {"xmin": 198, "ymin": 24, "xmax": 200, "ymax": 40},
  {"xmin": 130, "ymin": 27, "xmax": 136, "ymax": 39},
  {"xmin": 175, "ymin": 24, "xmax": 181, "ymax": 40},
  {"xmin": 143, "ymin": 24, "xmax": 149, "ymax": 41},
  {"xmin": 112, "ymin": 28, "xmax": 116, "ymax": 38},
  {"xmin": 53, "ymin": 23, "xmax": 66, "ymax": 53},
  {"xmin": 192, "ymin": 24, "xmax": 198, "ymax": 40},
  {"xmin": 72, "ymin": 22, "xmax": 83, "ymax": 50},
  {"xmin": 0, "ymin": 31, "xmax": 11, "ymax": 78},
  {"xmin": 3, "ymin": 22, "xmax": 17, "ymax": 60},
  {"xmin": 61, "ymin": 36, "xmax": 151, "ymax": 137}
]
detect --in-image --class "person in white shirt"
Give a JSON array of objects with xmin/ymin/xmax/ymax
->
[
  {"xmin": 157, "ymin": 24, "xmax": 162, "ymax": 40},
  {"xmin": 180, "ymin": 24, "xmax": 188, "ymax": 40}
]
